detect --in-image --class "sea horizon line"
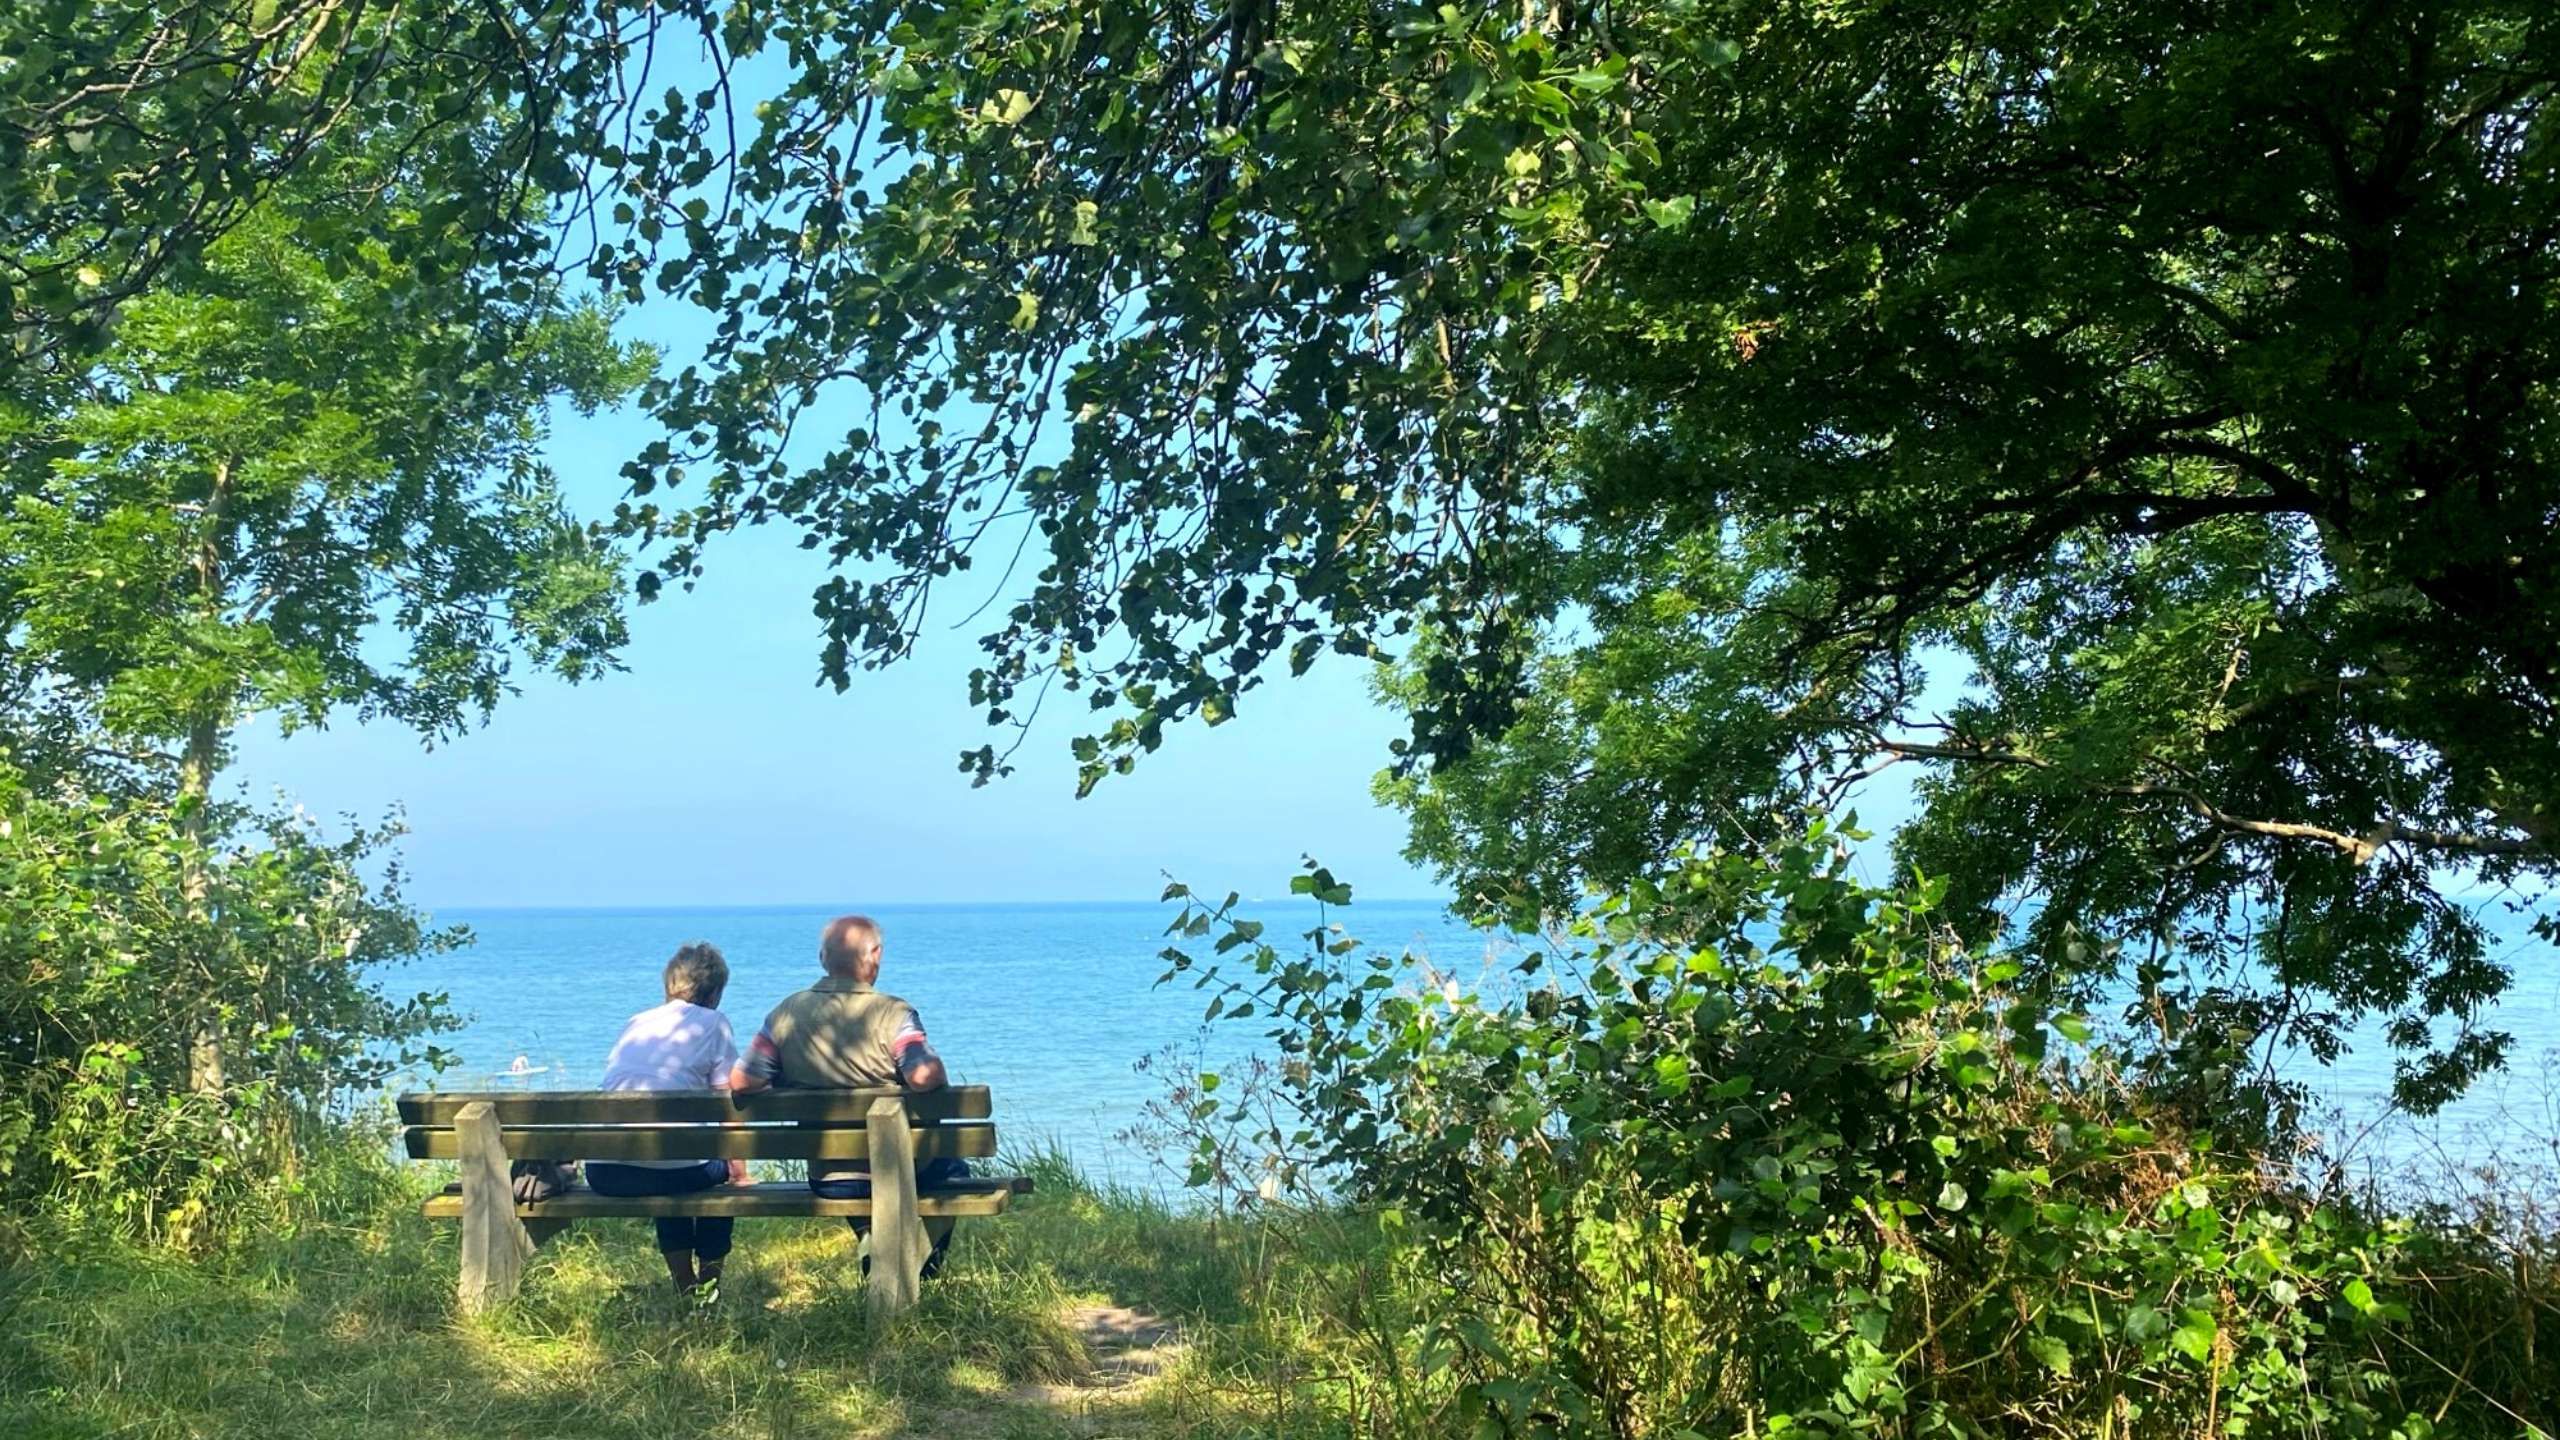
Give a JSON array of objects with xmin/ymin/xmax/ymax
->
[{"xmin": 426, "ymin": 894, "xmax": 1461, "ymax": 915}]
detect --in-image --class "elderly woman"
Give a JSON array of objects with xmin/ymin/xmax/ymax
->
[{"xmin": 586, "ymin": 942, "xmax": 746, "ymax": 1298}]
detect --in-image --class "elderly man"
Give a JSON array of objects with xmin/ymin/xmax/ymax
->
[{"xmin": 727, "ymin": 914, "xmax": 967, "ymax": 1277}]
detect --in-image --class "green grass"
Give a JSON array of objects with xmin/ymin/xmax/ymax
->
[
  {"xmin": 0, "ymin": 1146, "xmax": 1360, "ymax": 1440},
  {"xmin": 11, "ymin": 1136, "xmax": 2560, "ymax": 1439}
]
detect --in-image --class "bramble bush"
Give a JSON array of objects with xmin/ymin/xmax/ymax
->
[
  {"xmin": 0, "ymin": 759, "xmax": 457, "ymax": 1249},
  {"xmin": 1163, "ymin": 822, "xmax": 2454, "ymax": 1437}
]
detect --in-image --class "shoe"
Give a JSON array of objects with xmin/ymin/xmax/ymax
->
[{"xmin": 691, "ymin": 1275, "xmax": 722, "ymax": 1309}]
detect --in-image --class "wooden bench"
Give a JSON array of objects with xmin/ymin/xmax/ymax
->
[{"xmin": 395, "ymin": 1086, "xmax": 1031, "ymax": 1315}]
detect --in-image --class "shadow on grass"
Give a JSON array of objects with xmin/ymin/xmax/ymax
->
[{"xmin": 0, "ymin": 1155, "xmax": 1333, "ymax": 1440}]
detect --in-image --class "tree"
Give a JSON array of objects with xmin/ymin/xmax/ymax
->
[
  {"xmin": 2, "ymin": 198, "xmax": 644, "ymax": 783},
  {"xmin": 1, "ymin": 10, "xmax": 657, "ymax": 1232},
  {"xmin": 0, "ymin": 140, "xmax": 649, "ymax": 1093},
  {"xmin": 1381, "ymin": 0, "xmax": 2560, "ymax": 1109},
  {"xmin": 585, "ymin": 0, "xmax": 2552, "ymax": 1109},
  {"xmin": 0, "ymin": 0, "xmax": 677, "ymax": 377},
  {"xmin": 0, "ymin": 769, "xmax": 456, "ymax": 1245}
]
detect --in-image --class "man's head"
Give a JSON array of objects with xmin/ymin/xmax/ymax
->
[
  {"xmin": 819, "ymin": 914, "xmax": 884, "ymax": 983},
  {"xmin": 664, "ymin": 942, "xmax": 729, "ymax": 1009}
]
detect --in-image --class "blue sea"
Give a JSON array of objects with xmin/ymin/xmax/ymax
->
[
  {"xmin": 388, "ymin": 898, "xmax": 1511, "ymax": 1188},
  {"xmin": 386, "ymin": 897, "xmax": 2559, "ymax": 1197}
]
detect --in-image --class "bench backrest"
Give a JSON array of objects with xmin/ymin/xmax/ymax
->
[{"xmin": 394, "ymin": 1086, "xmax": 996, "ymax": 1163}]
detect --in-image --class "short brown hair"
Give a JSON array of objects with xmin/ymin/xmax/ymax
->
[
  {"xmin": 819, "ymin": 915, "xmax": 881, "ymax": 975},
  {"xmin": 663, "ymin": 942, "xmax": 728, "ymax": 1007}
]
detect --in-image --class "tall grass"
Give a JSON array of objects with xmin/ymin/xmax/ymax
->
[
  {"xmin": 0, "ymin": 1137, "xmax": 1347, "ymax": 1440},
  {"xmin": 4, "ymin": 1121, "xmax": 2557, "ymax": 1438}
]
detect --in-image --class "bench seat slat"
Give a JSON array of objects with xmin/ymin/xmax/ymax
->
[
  {"xmin": 402, "ymin": 1121, "xmax": 997, "ymax": 1163},
  {"xmin": 396, "ymin": 1087, "xmax": 990, "ymax": 1127},
  {"xmin": 418, "ymin": 1177, "xmax": 1031, "ymax": 1220}
]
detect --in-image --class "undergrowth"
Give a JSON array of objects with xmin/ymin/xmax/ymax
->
[{"xmin": 2, "ymin": 1126, "xmax": 2558, "ymax": 1438}]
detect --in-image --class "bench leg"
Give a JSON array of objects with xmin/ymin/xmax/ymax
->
[
  {"xmin": 866, "ymin": 1096, "xmax": 924, "ymax": 1316},
  {"xmin": 456, "ymin": 1101, "xmax": 535, "ymax": 1315},
  {"xmin": 525, "ymin": 1218, "xmax": 572, "ymax": 1249}
]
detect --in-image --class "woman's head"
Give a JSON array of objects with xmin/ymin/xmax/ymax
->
[{"xmin": 663, "ymin": 942, "xmax": 729, "ymax": 1009}]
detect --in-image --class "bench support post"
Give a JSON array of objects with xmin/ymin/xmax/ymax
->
[
  {"xmin": 455, "ymin": 1100, "xmax": 534, "ymax": 1314},
  {"xmin": 866, "ymin": 1096, "xmax": 924, "ymax": 1316}
]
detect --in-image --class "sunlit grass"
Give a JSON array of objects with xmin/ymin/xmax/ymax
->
[{"xmin": 0, "ymin": 1145, "xmax": 1356, "ymax": 1440}]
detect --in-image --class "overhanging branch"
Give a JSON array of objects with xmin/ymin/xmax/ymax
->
[{"xmin": 1875, "ymin": 738, "xmax": 2547, "ymax": 863}]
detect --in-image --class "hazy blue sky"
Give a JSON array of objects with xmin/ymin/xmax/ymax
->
[{"xmin": 230, "ymin": 388, "xmax": 1449, "ymax": 909}]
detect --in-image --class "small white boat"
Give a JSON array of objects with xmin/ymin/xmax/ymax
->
[{"xmin": 493, "ymin": 1054, "xmax": 553, "ymax": 1081}]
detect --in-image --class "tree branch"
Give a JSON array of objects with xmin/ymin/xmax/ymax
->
[{"xmin": 1874, "ymin": 739, "xmax": 2547, "ymax": 862}]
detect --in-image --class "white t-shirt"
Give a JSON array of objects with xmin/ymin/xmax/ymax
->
[{"xmin": 597, "ymin": 999, "xmax": 739, "ymax": 1168}]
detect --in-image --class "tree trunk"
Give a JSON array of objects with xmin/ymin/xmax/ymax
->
[{"xmin": 181, "ymin": 461, "xmax": 232, "ymax": 1096}]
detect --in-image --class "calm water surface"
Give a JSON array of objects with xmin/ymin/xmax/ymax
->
[
  {"xmin": 384, "ymin": 897, "xmax": 2557, "ymax": 1194},
  {"xmin": 390, "ymin": 899, "xmax": 1507, "ymax": 1187}
]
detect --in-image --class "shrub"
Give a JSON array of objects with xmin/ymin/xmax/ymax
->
[
  {"xmin": 0, "ymin": 761, "xmax": 457, "ymax": 1249},
  {"xmin": 1165, "ymin": 824, "xmax": 2439, "ymax": 1437}
]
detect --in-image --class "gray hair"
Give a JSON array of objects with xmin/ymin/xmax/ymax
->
[
  {"xmin": 820, "ymin": 915, "xmax": 882, "ymax": 976},
  {"xmin": 663, "ymin": 942, "xmax": 729, "ymax": 1007}
]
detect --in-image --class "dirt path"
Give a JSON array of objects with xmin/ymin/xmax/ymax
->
[{"xmin": 1006, "ymin": 1301, "xmax": 1187, "ymax": 1411}]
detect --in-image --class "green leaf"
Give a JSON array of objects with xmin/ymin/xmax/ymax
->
[
  {"xmin": 2025, "ymin": 1332, "xmax": 2073, "ymax": 1376},
  {"xmin": 2169, "ymin": 1310, "xmax": 2217, "ymax": 1364},
  {"xmin": 2123, "ymin": 1303, "xmax": 2167, "ymax": 1341},
  {"xmin": 983, "ymin": 88, "xmax": 1036, "ymax": 125}
]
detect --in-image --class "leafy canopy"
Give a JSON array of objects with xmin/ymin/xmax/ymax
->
[
  {"xmin": 1, "ymin": 28, "xmax": 649, "ymax": 1241},
  {"xmin": 12, "ymin": 1, "xmax": 2548, "ymax": 1113},
  {"xmin": 0, "ymin": 0, "xmax": 668, "ymax": 374},
  {"xmin": 1378, "ymin": 0, "xmax": 2560, "ymax": 1107},
  {"xmin": 572, "ymin": 0, "xmax": 2554, "ymax": 1105},
  {"xmin": 1, "ymin": 155, "xmax": 649, "ymax": 776}
]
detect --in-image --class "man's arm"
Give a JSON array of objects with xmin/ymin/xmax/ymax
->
[
  {"xmin": 728, "ymin": 1026, "xmax": 783, "ymax": 1095},
  {"xmin": 893, "ymin": 1007, "xmax": 946, "ymax": 1091},
  {"xmin": 900, "ymin": 1045, "xmax": 947, "ymax": 1091}
]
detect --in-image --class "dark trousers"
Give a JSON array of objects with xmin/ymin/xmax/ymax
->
[
  {"xmin": 586, "ymin": 1159, "xmax": 734, "ymax": 1261},
  {"xmin": 811, "ymin": 1158, "xmax": 970, "ymax": 1276}
]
